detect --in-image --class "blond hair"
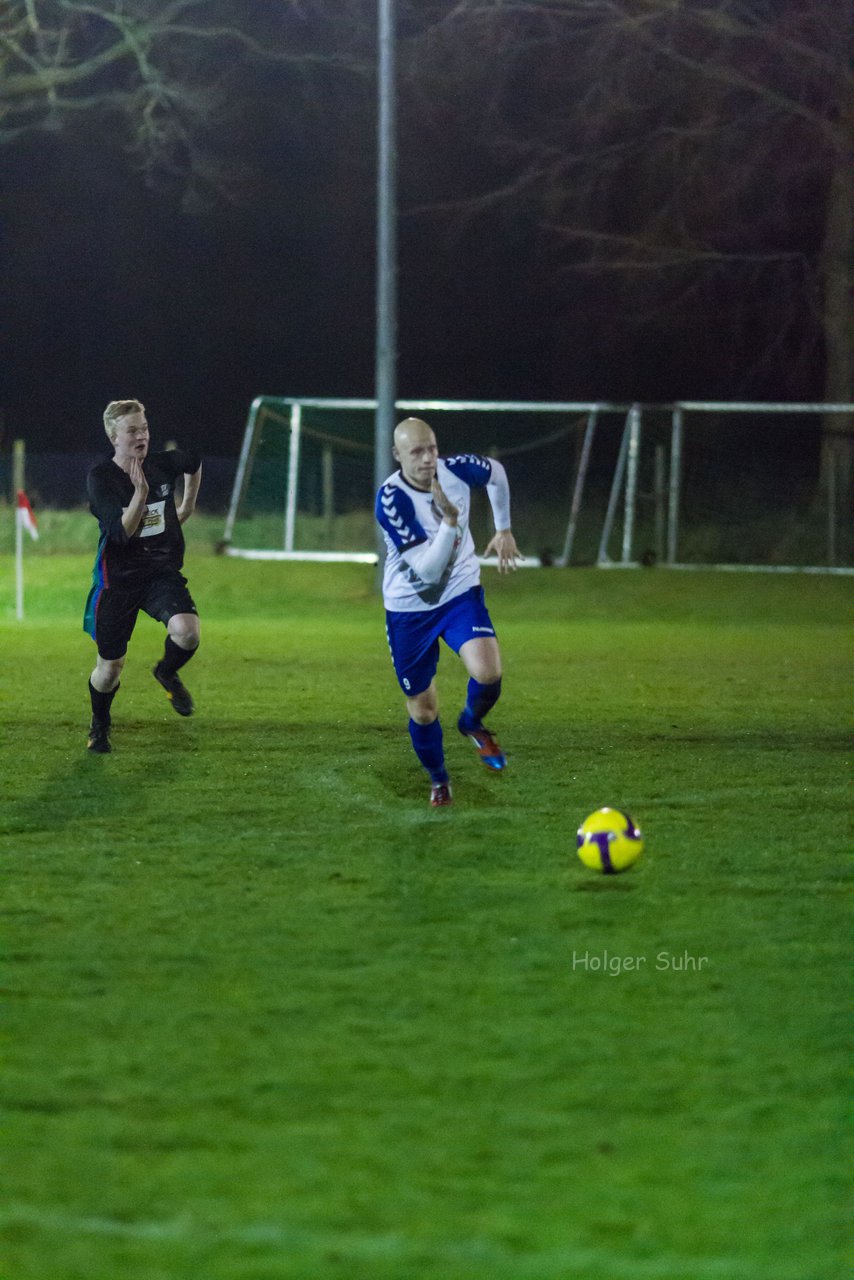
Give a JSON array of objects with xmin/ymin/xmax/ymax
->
[{"xmin": 103, "ymin": 399, "xmax": 145, "ymax": 440}]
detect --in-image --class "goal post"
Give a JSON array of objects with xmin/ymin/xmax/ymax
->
[
  {"xmin": 221, "ymin": 397, "xmax": 380, "ymax": 564},
  {"xmin": 591, "ymin": 402, "xmax": 853, "ymax": 572},
  {"xmin": 667, "ymin": 402, "xmax": 853, "ymax": 573},
  {"xmin": 220, "ymin": 397, "xmax": 853, "ymax": 573},
  {"xmin": 220, "ymin": 396, "xmax": 619, "ymax": 567}
]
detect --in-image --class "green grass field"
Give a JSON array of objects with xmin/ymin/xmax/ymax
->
[{"xmin": 2, "ymin": 525, "xmax": 851, "ymax": 1280}]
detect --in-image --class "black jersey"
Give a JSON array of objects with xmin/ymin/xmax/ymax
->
[{"xmin": 87, "ymin": 448, "xmax": 201, "ymax": 586}]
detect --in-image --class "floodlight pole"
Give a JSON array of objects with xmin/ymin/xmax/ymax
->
[{"xmin": 374, "ymin": 0, "xmax": 398, "ymax": 579}]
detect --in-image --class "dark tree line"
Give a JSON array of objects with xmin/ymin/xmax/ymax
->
[{"xmin": 2, "ymin": 0, "xmax": 850, "ymax": 458}]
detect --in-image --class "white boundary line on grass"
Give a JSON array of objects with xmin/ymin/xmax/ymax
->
[{"xmin": 1, "ymin": 1204, "xmax": 808, "ymax": 1280}]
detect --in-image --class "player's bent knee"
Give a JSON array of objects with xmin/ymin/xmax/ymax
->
[
  {"xmin": 409, "ymin": 708, "xmax": 438, "ymax": 726},
  {"xmin": 406, "ymin": 691, "xmax": 438, "ymax": 724},
  {"xmin": 168, "ymin": 614, "xmax": 200, "ymax": 649},
  {"xmin": 474, "ymin": 663, "xmax": 502, "ymax": 685},
  {"xmin": 460, "ymin": 637, "xmax": 501, "ymax": 684},
  {"xmin": 93, "ymin": 656, "xmax": 124, "ymax": 690},
  {"xmin": 465, "ymin": 655, "xmax": 502, "ymax": 684}
]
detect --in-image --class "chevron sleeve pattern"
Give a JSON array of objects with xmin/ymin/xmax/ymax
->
[{"xmin": 375, "ymin": 482, "xmax": 427, "ymax": 551}]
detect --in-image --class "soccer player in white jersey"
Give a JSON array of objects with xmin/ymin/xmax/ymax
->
[{"xmin": 375, "ymin": 417, "xmax": 521, "ymax": 807}]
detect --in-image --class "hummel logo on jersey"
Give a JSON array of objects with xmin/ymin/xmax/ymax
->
[{"xmin": 472, "ymin": 625, "xmax": 494, "ymax": 633}]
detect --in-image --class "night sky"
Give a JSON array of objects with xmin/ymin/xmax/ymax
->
[
  {"xmin": 2, "ymin": 121, "xmax": 587, "ymax": 458},
  {"xmin": 0, "ymin": 1, "xmax": 840, "ymax": 461}
]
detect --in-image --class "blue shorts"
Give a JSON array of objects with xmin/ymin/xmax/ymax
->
[{"xmin": 385, "ymin": 586, "xmax": 497, "ymax": 696}]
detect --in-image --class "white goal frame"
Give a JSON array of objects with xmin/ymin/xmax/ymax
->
[{"xmin": 221, "ymin": 396, "xmax": 853, "ymax": 574}]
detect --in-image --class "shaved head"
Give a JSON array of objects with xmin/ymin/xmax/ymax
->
[
  {"xmin": 393, "ymin": 417, "xmax": 435, "ymax": 452},
  {"xmin": 393, "ymin": 418, "xmax": 439, "ymax": 490}
]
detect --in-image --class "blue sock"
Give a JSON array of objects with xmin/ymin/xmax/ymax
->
[
  {"xmin": 458, "ymin": 678, "xmax": 502, "ymax": 732},
  {"xmin": 408, "ymin": 718, "xmax": 448, "ymax": 784}
]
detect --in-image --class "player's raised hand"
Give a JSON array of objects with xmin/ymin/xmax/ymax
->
[
  {"xmin": 484, "ymin": 528, "xmax": 521, "ymax": 573},
  {"xmin": 431, "ymin": 476, "xmax": 459, "ymax": 526},
  {"xmin": 128, "ymin": 456, "xmax": 149, "ymax": 499}
]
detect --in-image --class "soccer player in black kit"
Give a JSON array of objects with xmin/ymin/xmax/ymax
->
[{"xmin": 83, "ymin": 399, "xmax": 202, "ymax": 753}]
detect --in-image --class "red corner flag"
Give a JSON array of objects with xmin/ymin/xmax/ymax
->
[{"xmin": 16, "ymin": 489, "xmax": 39, "ymax": 541}]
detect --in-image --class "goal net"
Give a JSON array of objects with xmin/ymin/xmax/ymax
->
[{"xmin": 221, "ymin": 398, "xmax": 852, "ymax": 572}]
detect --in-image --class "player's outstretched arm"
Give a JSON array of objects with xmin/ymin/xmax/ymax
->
[
  {"xmin": 483, "ymin": 528, "xmax": 521, "ymax": 573},
  {"xmin": 482, "ymin": 458, "xmax": 518, "ymax": 570},
  {"xmin": 177, "ymin": 463, "xmax": 202, "ymax": 524}
]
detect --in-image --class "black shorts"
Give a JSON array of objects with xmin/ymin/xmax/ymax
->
[{"xmin": 88, "ymin": 570, "xmax": 197, "ymax": 660}]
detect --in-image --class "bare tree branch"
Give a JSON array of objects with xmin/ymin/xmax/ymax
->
[
  {"xmin": 0, "ymin": 0, "xmax": 367, "ymax": 197},
  {"xmin": 398, "ymin": 0, "xmax": 852, "ymax": 400}
]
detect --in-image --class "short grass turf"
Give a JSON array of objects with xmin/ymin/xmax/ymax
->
[{"xmin": 1, "ymin": 547, "xmax": 851, "ymax": 1280}]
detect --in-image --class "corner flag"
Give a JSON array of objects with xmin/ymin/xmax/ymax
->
[
  {"xmin": 17, "ymin": 489, "xmax": 39, "ymax": 541},
  {"xmin": 15, "ymin": 488, "xmax": 38, "ymax": 620}
]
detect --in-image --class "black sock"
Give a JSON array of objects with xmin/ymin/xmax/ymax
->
[
  {"xmin": 89, "ymin": 680, "xmax": 119, "ymax": 725},
  {"xmin": 158, "ymin": 635, "xmax": 197, "ymax": 678}
]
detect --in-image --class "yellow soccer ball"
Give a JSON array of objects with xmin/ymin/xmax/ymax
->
[{"xmin": 577, "ymin": 807, "xmax": 644, "ymax": 874}]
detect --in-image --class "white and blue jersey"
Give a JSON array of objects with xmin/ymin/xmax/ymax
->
[{"xmin": 376, "ymin": 454, "xmax": 502, "ymax": 612}]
